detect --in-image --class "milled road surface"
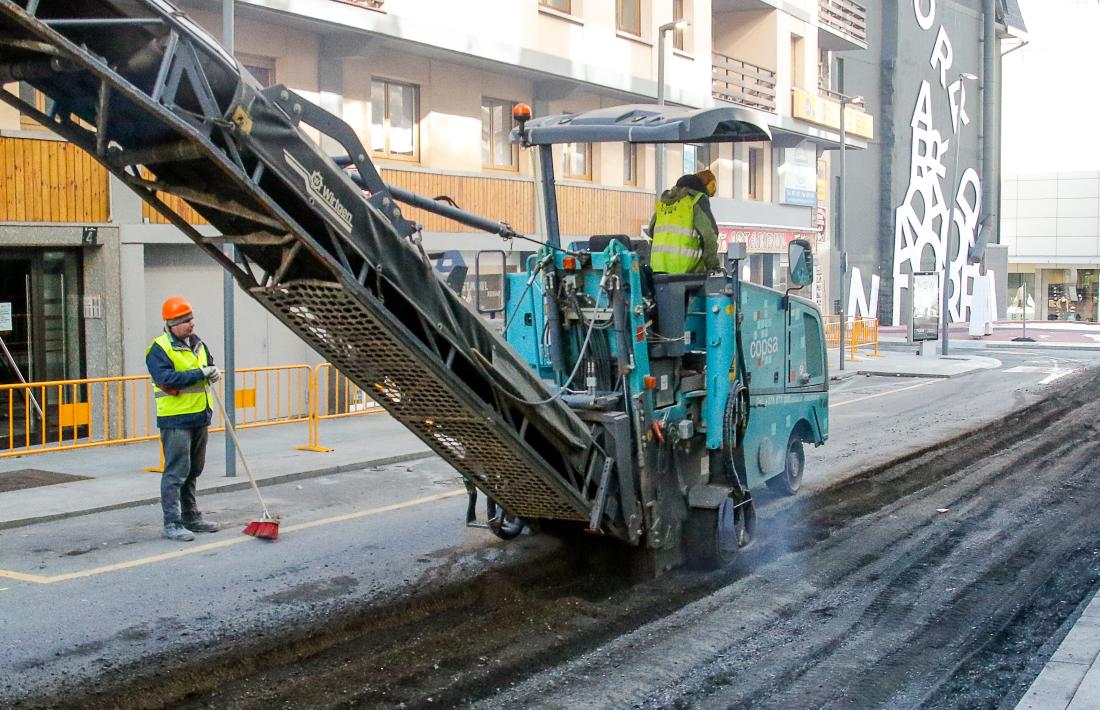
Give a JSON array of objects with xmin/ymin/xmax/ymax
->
[{"xmin": 14, "ymin": 362, "xmax": 1100, "ymax": 709}]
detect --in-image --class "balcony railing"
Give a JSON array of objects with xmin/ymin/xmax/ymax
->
[
  {"xmin": 819, "ymin": 0, "xmax": 867, "ymax": 46},
  {"xmin": 712, "ymin": 51, "xmax": 777, "ymax": 114}
]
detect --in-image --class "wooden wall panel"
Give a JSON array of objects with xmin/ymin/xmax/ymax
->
[
  {"xmin": 0, "ymin": 140, "xmax": 652, "ymax": 237},
  {"xmin": 380, "ymin": 168, "xmax": 536, "ymax": 235},
  {"xmin": 0, "ymin": 137, "xmax": 108, "ymax": 223},
  {"xmin": 141, "ymin": 191, "xmax": 208, "ymax": 225},
  {"xmin": 556, "ymin": 184, "xmax": 654, "ymax": 240}
]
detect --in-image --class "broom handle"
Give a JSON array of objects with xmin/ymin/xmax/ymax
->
[{"xmin": 206, "ymin": 383, "xmax": 271, "ymax": 518}]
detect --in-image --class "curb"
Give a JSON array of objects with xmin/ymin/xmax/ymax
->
[
  {"xmin": 0, "ymin": 449, "xmax": 435, "ymax": 531},
  {"xmin": 879, "ymin": 338, "xmax": 1100, "ymax": 352}
]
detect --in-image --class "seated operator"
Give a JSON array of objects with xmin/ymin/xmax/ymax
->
[{"xmin": 648, "ymin": 169, "xmax": 720, "ymax": 274}]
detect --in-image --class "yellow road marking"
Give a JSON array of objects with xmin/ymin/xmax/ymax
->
[
  {"xmin": 830, "ymin": 379, "xmax": 935, "ymax": 409},
  {"xmin": 0, "ymin": 488, "xmax": 466, "ymax": 585}
]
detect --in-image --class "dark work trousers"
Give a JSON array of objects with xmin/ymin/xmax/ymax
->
[{"xmin": 160, "ymin": 426, "xmax": 208, "ymax": 526}]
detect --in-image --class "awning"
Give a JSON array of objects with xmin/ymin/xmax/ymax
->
[
  {"xmin": 512, "ymin": 104, "xmax": 771, "ymax": 146},
  {"xmin": 998, "ymin": 0, "xmax": 1027, "ymax": 38}
]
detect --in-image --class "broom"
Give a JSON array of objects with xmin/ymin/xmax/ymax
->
[{"xmin": 207, "ymin": 384, "xmax": 280, "ymax": 540}]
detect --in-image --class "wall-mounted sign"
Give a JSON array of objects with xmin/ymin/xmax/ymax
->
[
  {"xmin": 911, "ymin": 271, "xmax": 940, "ymax": 341},
  {"xmin": 0, "ymin": 302, "xmax": 11, "ymax": 332},
  {"xmin": 778, "ymin": 143, "xmax": 817, "ymax": 207},
  {"xmin": 83, "ymin": 295, "xmax": 103, "ymax": 320},
  {"xmin": 792, "ymin": 88, "xmax": 875, "ymax": 140},
  {"xmin": 718, "ymin": 226, "xmax": 818, "ymax": 254}
]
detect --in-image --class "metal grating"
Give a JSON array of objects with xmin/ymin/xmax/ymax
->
[{"xmin": 253, "ymin": 279, "xmax": 589, "ymax": 521}]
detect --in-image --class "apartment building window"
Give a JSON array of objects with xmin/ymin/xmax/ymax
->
[
  {"xmin": 747, "ymin": 146, "xmax": 764, "ymax": 200},
  {"xmin": 617, "ymin": 0, "xmax": 641, "ymax": 36},
  {"xmin": 790, "ymin": 34, "xmax": 805, "ymax": 90},
  {"xmin": 540, "ymin": 0, "xmax": 571, "ymax": 12},
  {"xmin": 623, "ymin": 143, "xmax": 638, "ymax": 186},
  {"xmin": 482, "ymin": 98, "xmax": 518, "ymax": 170},
  {"xmin": 683, "ymin": 143, "xmax": 713, "ymax": 175},
  {"xmin": 563, "ymin": 142, "xmax": 592, "ymax": 180},
  {"xmin": 673, "ymin": 0, "xmax": 687, "ymax": 51},
  {"xmin": 16, "ymin": 83, "xmax": 51, "ymax": 131},
  {"xmin": 818, "ymin": 49, "xmax": 832, "ymax": 93},
  {"xmin": 239, "ymin": 55, "xmax": 276, "ymax": 88},
  {"xmin": 370, "ymin": 78, "xmax": 419, "ymax": 161}
]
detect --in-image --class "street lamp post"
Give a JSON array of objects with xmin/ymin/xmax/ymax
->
[
  {"xmin": 222, "ymin": 0, "xmax": 236, "ymax": 477},
  {"xmin": 655, "ymin": 20, "xmax": 688, "ymax": 196},
  {"xmin": 940, "ymin": 72, "xmax": 979, "ymax": 356},
  {"xmin": 836, "ymin": 93, "xmax": 863, "ymax": 372}
]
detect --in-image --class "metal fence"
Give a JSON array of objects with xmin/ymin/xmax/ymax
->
[
  {"xmin": 823, "ymin": 316, "xmax": 882, "ymax": 361},
  {"xmin": 0, "ymin": 364, "xmax": 323, "ymax": 464}
]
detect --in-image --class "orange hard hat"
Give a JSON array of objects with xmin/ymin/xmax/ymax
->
[{"xmin": 161, "ymin": 296, "xmax": 193, "ymax": 322}]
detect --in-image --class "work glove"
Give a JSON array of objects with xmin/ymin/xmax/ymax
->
[{"xmin": 201, "ymin": 366, "xmax": 221, "ymax": 383}]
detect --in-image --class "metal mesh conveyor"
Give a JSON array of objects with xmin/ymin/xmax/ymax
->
[{"xmin": 0, "ymin": 0, "xmax": 602, "ymax": 523}]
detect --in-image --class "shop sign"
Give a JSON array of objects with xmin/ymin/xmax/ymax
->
[
  {"xmin": 779, "ymin": 143, "xmax": 817, "ymax": 207},
  {"xmin": 718, "ymin": 226, "xmax": 818, "ymax": 254},
  {"xmin": 911, "ymin": 272, "xmax": 940, "ymax": 341},
  {"xmin": 0, "ymin": 302, "xmax": 10, "ymax": 332},
  {"xmin": 792, "ymin": 88, "xmax": 874, "ymax": 140}
]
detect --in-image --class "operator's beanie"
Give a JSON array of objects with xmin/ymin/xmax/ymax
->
[{"xmin": 166, "ymin": 313, "xmax": 193, "ymax": 327}]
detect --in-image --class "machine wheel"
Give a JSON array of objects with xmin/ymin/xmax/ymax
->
[
  {"xmin": 487, "ymin": 503, "xmax": 525, "ymax": 540},
  {"xmin": 685, "ymin": 496, "xmax": 742, "ymax": 570},
  {"xmin": 767, "ymin": 434, "xmax": 805, "ymax": 496}
]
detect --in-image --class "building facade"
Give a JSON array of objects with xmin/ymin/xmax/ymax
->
[
  {"xmin": 837, "ymin": 0, "xmax": 1025, "ymax": 327},
  {"xmin": 0, "ymin": 0, "xmax": 873, "ymax": 414},
  {"xmin": 1000, "ymin": 0, "xmax": 1099, "ymax": 323}
]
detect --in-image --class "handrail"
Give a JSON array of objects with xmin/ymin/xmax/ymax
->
[
  {"xmin": 819, "ymin": 0, "xmax": 868, "ymax": 45},
  {"xmin": 0, "ymin": 366, "xmax": 312, "ymax": 462},
  {"xmin": 712, "ymin": 51, "xmax": 777, "ymax": 113}
]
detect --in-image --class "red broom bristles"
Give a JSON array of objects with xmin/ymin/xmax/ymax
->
[{"xmin": 243, "ymin": 519, "xmax": 280, "ymax": 540}]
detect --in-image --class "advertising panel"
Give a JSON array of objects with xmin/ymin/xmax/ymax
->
[{"xmin": 911, "ymin": 271, "xmax": 940, "ymax": 341}]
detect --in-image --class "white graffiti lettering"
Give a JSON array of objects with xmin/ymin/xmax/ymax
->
[
  {"xmin": 891, "ymin": 10, "xmax": 982, "ymax": 327},
  {"xmin": 914, "ymin": 0, "xmax": 936, "ymax": 30},
  {"xmin": 930, "ymin": 26, "xmax": 954, "ymax": 88}
]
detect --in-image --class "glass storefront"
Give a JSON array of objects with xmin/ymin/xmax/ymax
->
[
  {"xmin": 1006, "ymin": 272, "xmax": 1036, "ymax": 321},
  {"xmin": 1009, "ymin": 267, "xmax": 1100, "ymax": 322},
  {"xmin": 1043, "ymin": 268, "xmax": 1098, "ymax": 322},
  {"xmin": 0, "ymin": 249, "xmax": 84, "ymax": 448}
]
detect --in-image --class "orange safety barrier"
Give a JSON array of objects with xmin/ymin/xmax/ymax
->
[
  {"xmin": 146, "ymin": 364, "xmax": 313, "ymax": 471},
  {"xmin": 1, "ymin": 374, "xmax": 159, "ymax": 459},
  {"xmin": 297, "ymin": 362, "xmax": 384, "ymax": 452},
  {"xmin": 823, "ymin": 316, "xmax": 881, "ymax": 361}
]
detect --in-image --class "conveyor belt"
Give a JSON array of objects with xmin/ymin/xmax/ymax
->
[{"xmin": 0, "ymin": 0, "xmax": 603, "ymax": 522}]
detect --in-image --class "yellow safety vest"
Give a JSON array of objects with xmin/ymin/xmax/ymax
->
[
  {"xmin": 147, "ymin": 332, "xmax": 210, "ymax": 419},
  {"xmin": 651, "ymin": 192, "xmax": 705, "ymax": 273}
]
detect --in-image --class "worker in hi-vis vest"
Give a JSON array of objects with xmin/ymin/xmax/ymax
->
[
  {"xmin": 648, "ymin": 169, "xmax": 720, "ymax": 274},
  {"xmin": 146, "ymin": 296, "xmax": 222, "ymax": 542}
]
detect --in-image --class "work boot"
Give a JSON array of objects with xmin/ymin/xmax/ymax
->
[
  {"xmin": 182, "ymin": 517, "xmax": 220, "ymax": 533},
  {"xmin": 163, "ymin": 523, "xmax": 196, "ymax": 542}
]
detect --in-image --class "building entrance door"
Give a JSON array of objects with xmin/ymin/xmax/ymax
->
[{"xmin": 0, "ymin": 249, "xmax": 84, "ymax": 450}]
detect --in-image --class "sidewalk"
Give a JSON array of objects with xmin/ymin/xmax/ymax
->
[
  {"xmin": 879, "ymin": 320, "xmax": 1100, "ymax": 351},
  {"xmin": 0, "ymin": 413, "xmax": 431, "ymax": 529},
  {"xmin": 1016, "ymin": 590, "xmax": 1100, "ymax": 710}
]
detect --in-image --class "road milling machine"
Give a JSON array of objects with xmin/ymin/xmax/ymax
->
[{"xmin": 0, "ymin": 0, "xmax": 829, "ymax": 572}]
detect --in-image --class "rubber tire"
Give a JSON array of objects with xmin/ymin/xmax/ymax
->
[
  {"xmin": 685, "ymin": 496, "xmax": 741, "ymax": 570},
  {"xmin": 767, "ymin": 434, "xmax": 805, "ymax": 496},
  {"xmin": 488, "ymin": 512, "xmax": 525, "ymax": 540}
]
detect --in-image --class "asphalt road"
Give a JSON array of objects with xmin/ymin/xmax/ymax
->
[{"xmin": 2, "ymin": 348, "xmax": 1097, "ymax": 708}]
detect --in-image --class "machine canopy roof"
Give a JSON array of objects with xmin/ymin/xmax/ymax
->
[{"xmin": 511, "ymin": 104, "xmax": 771, "ymax": 146}]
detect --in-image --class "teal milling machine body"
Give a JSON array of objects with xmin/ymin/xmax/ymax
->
[{"xmin": 497, "ymin": 103, "xmax": 831, "ymax": 571}]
